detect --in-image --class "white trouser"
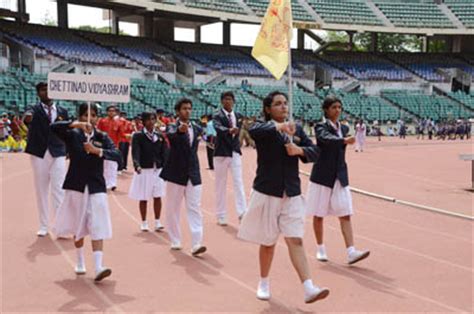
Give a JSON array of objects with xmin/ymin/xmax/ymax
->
[
  {"xmin": 104, "ymin": 160, "xmax": 118, "ymax": 189},
  {"xmin": 214, "ymin": 152, "xmax": 247, "ymax": 219},
  {"xmin": 165, "ymin": 181, "xmax": 203, "ymax": 247},
  {"xmin": 30, "ymin": 150, "xmax": 66, "ymax": 229}
]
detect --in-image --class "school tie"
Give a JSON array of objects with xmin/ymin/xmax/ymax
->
[
  {"xmin": 47, "ymin": 106, "xmax": 52, "ymax": 123},
  {"xmin": 227, "ymin": 113, "xmax": 233, "ymax": 128}
]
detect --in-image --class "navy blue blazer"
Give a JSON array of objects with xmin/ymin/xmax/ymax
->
[
  {"xmin": 51, "ymin": 121, "xmax": 122, "ymax": 194},
  {"xmin": 131, "ymin": 130, "xmax": 168, "ymax": 170},
  {"xmin": 160, "ymin": 121, "xmax": 203, "ymax": 186},
  {"xmin": 310, "ymin": 121, "xmax": 350, "ymax": 188},
  {"xmin": 25, "ymin": 103, "xmax": 69, "ymax": 158},
  {"xmin": 213, "ymin": 109, "xmax": 243, "ymax": 157},
  {"xmin": 249, "ymin": 121, "xmax": 320, "ymax": 198}
]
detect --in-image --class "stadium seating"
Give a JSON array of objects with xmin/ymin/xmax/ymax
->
[
  {"xmin": 183, "ymin": 0, "xmax": 247, "ymax": 15},
  {"xmin": 448, "ymin": 91, "xmax": 474, "ymax": 110},
  {"xmin": 0, "ymin": 22, "xmax": 129, "ymax": 66},
  {"xmin": 444, "ymin": 0, "xmax": 474, "ymax": 28},
  {"xmin": 374, "ymin": 0, "xmax": 454, "ymax": 28},
  {"xmin": 318, "ymin": 52, "xmax": 413, "ymax": 81},
  {"xmin": 244, "ymin": 0, "xmax": 314, "ymax": 22},
  {"xmin": 78, "ymin": 32, "xmax": 174, "ymax": 72},
  {"xmin": 382, "ymin": 89, "xmax": 472, "ymax": 120},
  {"xmin": 306, "ymin": 0, "xmax": 384, "ymax": 26},
  {"xmin": 315, "ymin": 89, "xmax": 403, "ymax": 121},
  {"xmin": 386, "ymin": 53, "xmax": 473, "ymax": 82}
]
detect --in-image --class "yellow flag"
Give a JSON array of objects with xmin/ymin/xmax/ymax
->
[{"xmin": 252, "ymin": 0, "xmax": 293, "ymax": 80}]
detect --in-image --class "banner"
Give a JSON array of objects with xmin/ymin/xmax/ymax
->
[{"xmin": 48, "ymin": 73, "xmax": 130, "ymax": 103}]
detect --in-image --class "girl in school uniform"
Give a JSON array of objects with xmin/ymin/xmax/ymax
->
[
  {"xmin": 51, "ymin": 103, "xmax": 121, "ymax": 282},
  {"xmin": 238, "ymin": 91, "xmax": 330, "ymax": 304},
  {"xmin": 306, "ymin": 96, "xmax": 370, "ymax": 265},
  {"xmin": 129, "ymin": 111, "xmax": 168, "ymax": 232}
]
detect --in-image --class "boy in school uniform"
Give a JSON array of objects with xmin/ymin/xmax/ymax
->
[
  {"xmin": 51, "ymin": 103, "xmax": 121, "ymax": 282},
  {"xmin": 97, "ymin": 105, "xmax": 121, "ymax": 191},
  {"xmin": 160, "ymin": 98, "xmax": 207, "ymax": 257},
  {"xmin": 238, "ymin": 91, "xmax": 330, "ymax": 304},
  {"xmin": 213, "ymin": 91, "xmax": 247, "ymax": 226},
  {"xmin": 25, "ymin": 82, "xmax": 69, "ymax": 237},
  {"xmin": 129, "ymin": 111, "xmax": 168, "ymax": 232},
  {"xmin": 306, "ymin": 96, "xmax": 370, "ymax": 265}
]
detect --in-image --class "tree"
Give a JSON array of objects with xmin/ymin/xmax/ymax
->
[
  {"xmin": 354, "ymin": 33, "xmax": 422, "ymax": 52},
  {"xmin": 73, "ymin": 25, "xmax": 126, "ymax": 35},
  {"xmin": 41, "ymin": 12, "xmax": 56, "ymax": 26}
]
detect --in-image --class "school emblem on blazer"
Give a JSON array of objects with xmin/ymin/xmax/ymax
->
[
  {"xmin": 57, "ymin": 116, "xmax": 64, "ymax": 121},
  {"xmin": 293, "ymin": 136, "xmax": 301, "ymax": 144},
  {"xmin": 92, "ymin": 141, "xmax": 103, "ymax": 148}
]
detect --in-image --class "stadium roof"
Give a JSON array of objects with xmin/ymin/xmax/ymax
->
[{"xmin": 97, "ymin": 0, "xmax": 474, "ymax": 36}]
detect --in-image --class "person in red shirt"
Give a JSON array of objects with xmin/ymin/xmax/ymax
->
[
  {"xmin": 97, "ymin": 105, "xmax": 122, "ymax": 190},
  {"xmin": 118, "ymin": 111, "xmax": 133, "ymax": 171},
  {"xmin": 156, "ymin": 109, "xmax": 170, "ymax": 127},
  {"xmin": 97, "ymin": 105, "xmax": 121, "ymax": 147}
]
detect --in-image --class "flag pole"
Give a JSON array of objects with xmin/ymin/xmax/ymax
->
[
  {"xmin": 287, "ymin": 37, "xmax": 293, "ymax": 123},
  {"xmin": 287, "ymin": 0, "xmax": 293, "ymax": 123}
]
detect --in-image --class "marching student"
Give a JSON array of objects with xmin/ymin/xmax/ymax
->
[
  {"xmin": 160, "ymin": 98, "xmax": 207, "ymax": 257},
  {"xmin": 51, "ymin": 103, "xmax": 121, "ymax": 282},
  {"xmin": 129, "ymin": 111, "xmax": 168, "ymax": 232},
  {"xmin": 238, "ymin": 91, "xmax": 330, "ymax": 304},
  {"xmin": 306, "ymin": 96, "xmax": 370, "ymax": 265},
  {"xmin": 97, "ymin": 104, "xmax": 121, "ymax": 191},
  {"xmin": 25, "ymin": 82, "xmax": 69, "ymax": 237},
  {"xmin": 213, "ymin": 91, "xmax": 247, "ymax": 226}
]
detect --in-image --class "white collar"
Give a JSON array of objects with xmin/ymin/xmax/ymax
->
[
  {"xmin": 41, "ymin": 102, "xmax": 56, "ymax": 110},
  {"xmin": 328, "ymin": 119, "xmax": 340, "ymax": 130},
  {"xmin": 222, "ymin": 108, "xmax": 234, "ymax": 116}
]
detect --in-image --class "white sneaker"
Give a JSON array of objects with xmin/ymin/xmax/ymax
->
[
  {"xmin": 316, "ymin": 250, "xmax": 328, "ymax": 262},
  {"xmin": 75, "ymin": 264, "xmax": 86, "ymax": 275},
  {"xmin": 217, "ymin": 217, "xmax": 228, "ymax": 226},
  {"xmin": 154, "ymin": 220, "xmax": 164, "ymax": 232},
  {"xmin": 94, "ymin": 267, "xmax": 112, "ymax": 282},
  {"xmin": 170, "ymin": 242, "xmax": 182, "ymax": 250},
  {"xmin": 304, "ymin": 285, "xmax": 330, "ymax": 304},
  {"xmin": 140, "ymin": 221, "xmax": 149, "ymax": 232},
  {"xmin": 37, "ymin": 227, "xmax": 48, "ymax": 237},
  {"xmin": 256, "ymin": 281, "xmax": 271, "ymax": 301},
  {"xmin": 348, "ymin": 249, "xmax": 370, "ymax": 265},
  {"xmin": 191, "ymin": 244, "xmax": 207, "ymax": 257}
]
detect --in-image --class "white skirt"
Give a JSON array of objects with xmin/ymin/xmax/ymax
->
[
  {"xmin": 128, "ymin": 168, "xmax": 166, "ymax": 201},
  {"xmin": 238, "ymin": 190, "xmax": 306, "ymax": 246},
  {"xmin": 306, "ymin": 180, "xmax": 353, "ymax": 217},
  {"xmin": 54, "ymin": 187, "xmax": 112, "ymax": 241}
]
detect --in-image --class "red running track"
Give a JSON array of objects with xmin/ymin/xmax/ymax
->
[{"xmin": 1, "ymin": 137, "xmax": 472, "ymax": 312}]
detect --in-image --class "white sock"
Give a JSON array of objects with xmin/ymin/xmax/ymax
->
[
  {"xmin": 155, "ymin": 219, "xmax": 161, "ymax": 224},
  {"xmin": 76, "ymin": 247, "xmax": 85, "ymax": 267},
  {"xmin": 317, "ymin": 244, "xmax": 326, "ymax": 253},
  {"xmin": 347, "ymin": 246, "xmax": 356, "ymax": 256},
  {"xmin": 259, "ymin": 277, "xmax": 269, "ymax": 287},
  {"xmin": 93, "ymin": 251, "xmax": 103, "ymax": 272},
  {"xmin": 303, "ymin": 279, "xmax": 316, "ymax": 294}
]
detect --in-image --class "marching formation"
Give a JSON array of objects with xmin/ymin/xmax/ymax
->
[{"xmin": 24, "ymin": 83, "xmax": 370, "ymax": 304}]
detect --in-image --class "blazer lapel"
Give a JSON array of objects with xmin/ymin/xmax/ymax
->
[
  {"xmin": 220, "ymin": 110, "xmax": 231, "ymax": 128},
  {"xmin": 36, "ymin": 103, "xmax": 49, "ymax": 122},
  {"xmin": 326, "ymin": 121, "xmax": 340, "ymax": 136}
]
